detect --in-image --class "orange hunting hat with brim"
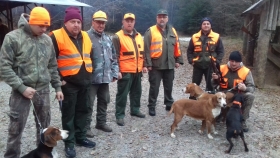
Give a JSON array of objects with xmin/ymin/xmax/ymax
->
[
  {"xmin": 123, "ymin": 13, "xmax": 135, "ymax": 20},
  {"xmin": 29, "ymin": 7, "xmax": 50, "ymax": 26}
]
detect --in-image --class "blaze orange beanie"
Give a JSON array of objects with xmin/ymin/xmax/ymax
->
[{"xmin": 29, "ymin": 7, "xmax": 50, "ymax": 26}]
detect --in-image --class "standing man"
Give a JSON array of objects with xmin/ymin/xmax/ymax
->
[
  {"xmin": 0, "ymin": 18, "xmax": 9, "ymax": 46},
  {"xmin": 212, "ymin": 51, "xmax": 255, "ymax": 132},
  {"xmin": 112, "ymin": 13, "xmax": 146, "ymax": 126},
  {"xmin": 0, "ymin": 7, "xmax": 63, "ymax": 158},
  {"xmin": 50, "ymin": 6, "xmax": 95, "ymax": 158},
  {"xmin": 86, "ymin": 10, "xmax": 119, "ymax": 137},
  {"xmin": 144, "ymin": 9, "xmax": 184, "ymax": 116},
  {"xmin": 187, "ymin": 17, "xmax": 224, "ymax": 96}
]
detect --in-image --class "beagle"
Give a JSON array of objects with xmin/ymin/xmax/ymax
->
[
  {"xmin": 21, "ymin": 126, "xmax": 69, "ymax": 158},
  {"xmin": 169, "ymin": 92, "xmax": 227, "ymax": 139}
]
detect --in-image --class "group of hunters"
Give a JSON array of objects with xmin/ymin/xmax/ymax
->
[{"xmin": 0, "ymin": 6, "xmax": 255, "ymax": 158}]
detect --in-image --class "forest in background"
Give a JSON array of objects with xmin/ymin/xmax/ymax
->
[{"xmin": 6, "ymin": 0, "xmax": 259, "ymax": 36}]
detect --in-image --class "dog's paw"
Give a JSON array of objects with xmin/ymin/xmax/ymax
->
[
  {"xmin": 171, "ymin": 133, "xmax": 176, "ymax": 138},
  {"xmin": 245, "ymin": 148, "xmax": 249, "ymax": 152},
  {"xmin": 207, "ymin": 134, "xmax": 213, "ymax": 139},
  {"xmin": 214, "ymin": 131, "xmax": 218, "ymax": 135},
  {"xmin": 224, "ymin": 150, "xmax": 230, "ymax": 154},
  {"xmin": 198, "ymin": 130, "xmax": 203, "ymax": 134}
]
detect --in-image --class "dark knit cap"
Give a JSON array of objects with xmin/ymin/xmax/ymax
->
[
  {"xmin": 229, "ymin": 51, "xmax": 242, "ymax": 62},
  {"xmin": 64, "ymin": 6, "xmax": 82, "ymax": 23},
  {"xmin": 201, "ymin": 17, "xmax": 212, "ymax": 25}
]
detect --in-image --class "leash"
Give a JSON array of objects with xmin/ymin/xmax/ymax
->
[{"xmin": 30, "ymin": 99, "xmax": 43, "ymax": 131}]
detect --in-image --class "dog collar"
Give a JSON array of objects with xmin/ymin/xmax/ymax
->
[{"xmin": 233, "ymin": 101, "xmax": 242, "ymax": 106}]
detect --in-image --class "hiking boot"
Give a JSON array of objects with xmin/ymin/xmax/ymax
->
[
  {"xmin": 242, "ymin": 121, "xmax": 249, "ymax": 132},
  {"xmin": 95, "ymin": 124, "xmax": 112, "ymax": 132},
  {"xmin": 165, "ymin": 106, "xmax": 171, "ymax": 111},
  {"xmin": 149, "ymin": 108, "xmax": 156, "ymax": 116},
  {"xmin": 76, "ymin": 139, "xmax": 96, "ymax": 148},
  {"xmin": 65, "ymin": 147, "xmax": 76, "ymax": 158},
  {"xmin": 86, "ymin": 129, "xmax": 95, "ymax": 138},
  {"xmin": 131, "ymin": 112, "xmax": 146, "ymax": 118},
  {"xmin": 116, "ymin": 118, "xmax": 124, "ymax": 126}
]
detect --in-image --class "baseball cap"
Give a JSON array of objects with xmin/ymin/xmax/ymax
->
[
  {"xmin": 123, "ymin": 13, "xmax": 135, "ymax": 20},
  {"xmin": 93, "ymin": 10, "xmax": 107, "ymax": 22}
]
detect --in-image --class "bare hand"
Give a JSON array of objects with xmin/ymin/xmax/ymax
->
[
  {"xmin": 61, "ymin": 80, "xmax": 67, "ymax": 86},
  {"xmin": 147, "ymin": 66, "xmax": 152, "ymax": 71},
  {"xmin": 212, "ymin": 73, "xmax": 219, "ymax": 79},
  {"xmin": 142, "ymin": 67, "xmax": 148, "ymax": 73},
  {"xmin": 175, "ymin": 63, "xmax": 180, "ymax": 68},
  {"xmin": 118, "ymin": 73, "xmax": 122, "ymax": 80},
  {"xmin": 56, "ymin": 91, "xmax": 64, "ymax": 101},
  {"xmin": 238, "ymin": 82, "xmax": 246, "ymax": 91},
  {"xmin": 22, "ymin": 87, "xmax": 36, "ymax": 99}
]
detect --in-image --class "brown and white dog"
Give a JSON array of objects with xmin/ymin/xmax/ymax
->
[
  {"xmin": 184, "ymin": 83, "xmax": 234, "ymax": 122},
  {"xmin": 21, "ymin": 126, "xmax": 69, "ymax": 158},
  {"xmin": 169, "ymin": 92, "xmax": 227, "ymax": 139}
]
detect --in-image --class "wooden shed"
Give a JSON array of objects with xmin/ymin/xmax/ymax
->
[{"xmin": 241, "ymin": 0, "xmax": 280, "ymax": 88}]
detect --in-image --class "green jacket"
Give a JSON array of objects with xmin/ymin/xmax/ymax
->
[
  {"xmin": 0, "ymin": 13, "xmax": 61, "ymax": 93},
  {"xmin": 144, "ymin": 24, "xmax": 184, "ymax": 69}
]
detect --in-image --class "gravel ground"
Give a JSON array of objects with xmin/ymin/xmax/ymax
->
[{"xmin": 0, "ymin": 43, "xmax": 280, "ymax": 158}]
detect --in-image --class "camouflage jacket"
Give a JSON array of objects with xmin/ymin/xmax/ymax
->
[
  {"xmin": 87, "ymin": 27, "xmax": 119, "ymax": 84},
  {"xmin": 0, "ymin": 13, "xmax": 61, "ymax": 93}
]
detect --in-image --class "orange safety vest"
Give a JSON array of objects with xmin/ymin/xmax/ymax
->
[
  {"xmin": 115, "ymin": 30, "xmax": 144, "ymax": 73},
  {"xmin": 52, "ymin": 28, "xmax": 92, "ymax": 77},
  {"xmin": 219, "ymin": 65, "xmax": 250, "ymax": 89},
  {"xmin": 192, "ymin": 30, "xmax": 219, "ymax": 62},
  {"xmin": 149, "ymin": 25, "xmax": 181, "ymax": 58}
]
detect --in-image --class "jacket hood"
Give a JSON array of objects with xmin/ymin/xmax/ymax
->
[{"xmin": 18, "ymin": 13, "xmax": 33, "ymax": 35}]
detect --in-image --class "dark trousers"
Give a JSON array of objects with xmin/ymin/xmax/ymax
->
[
  {"xmin": 4, "ymin": 88, "xmax": 50, "ymax": 158},
  {"xmin": 147, "ymin": 69, "xmax": 174, "ymax": 108},
  {"xmin": 115, "ymin": 72, "xmax": 142, "ymax": 119},
  {"xmin": 61, "ymin": 82, "xmax": 90, "ymax": 148},
  {"xmin": 192, "ymin": 66, "xmax": 213, "ymax": 91},
  {"xmin": 86, "ymin": 83, "xmax": 110, "ymax": 129}
]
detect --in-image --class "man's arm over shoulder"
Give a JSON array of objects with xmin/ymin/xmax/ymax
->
[
  {"xmin": 0, "ymin": 34, "xmax": 27, "ymax": 93},
  {"xmin": 215, "ymin": 36, "xmax": 224, "ymax": 64},
  {"xmin": 244, "ymin": 71, "xmax": 255, "ymax": 93},
  {"xmin": 143, "ymin": 28, "xmax": 152, "ymax": 67}
]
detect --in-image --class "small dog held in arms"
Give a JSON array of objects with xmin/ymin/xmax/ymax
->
[
  {"xmin": 168, "ymin": 92, "xmax": 226, "ymax": 139},
  {"xmin": 225, "ymin": 93, "xmax": 249, "ymax": 153},
  {"xmin": 21, "ymin": 126, "xmax": 69, "ymax": 158}
]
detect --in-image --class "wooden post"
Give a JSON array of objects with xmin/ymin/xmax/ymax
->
[
  {"xmin": 254, "ymin": 7, "xmax": 271, "ymax": 88},
  {"xmin": 242, "ymin": 15, "xmax": 249, "ymax": 63}
]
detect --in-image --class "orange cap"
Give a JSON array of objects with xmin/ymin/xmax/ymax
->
[{"xmin": 29, "ymin": 7, "xmax": 50, "ymax": 26}]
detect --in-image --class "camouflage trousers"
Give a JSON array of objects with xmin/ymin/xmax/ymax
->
[
  {"xmin": 241, "ymin": 92, "xmax": 255, "ymax": 120},
  {"xmin": 4, "ymin": 87, "xmax": 50, "ymax": 158}
]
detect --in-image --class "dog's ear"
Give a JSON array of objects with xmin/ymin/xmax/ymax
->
[
  {"xmin": 188, "ymin": 84, "xmax": 195, "ymax": 96},
  {"xmin": 210, "ymin": 95, "xmax": 218, "ymax": 106},
  {"xmin": 44, "ymin": 129, "xmax": 60, "ymax": 147}
]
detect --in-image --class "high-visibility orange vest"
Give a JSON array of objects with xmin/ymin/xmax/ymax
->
[
  {"xmin": 192, "ymin": 30, "xmax": 219, "ymax": 62},
  {"xmin": 52, "ymin": 28, "xmax": 92, "ymax": 77},
  {"xmin": 149, "ymin": 25, "xmax": 181, "ymax": 58},
  {"xmin": 219, "ymin": 65, "xmax": 250, "ymax": 89},
  {"xmin": 115, "ymin": 30, "xmax": 144, "ymax": 73}
]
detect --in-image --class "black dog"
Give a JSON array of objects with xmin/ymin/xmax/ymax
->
[{"xmin": 225, "ymin": 93, "xmax": 249, "ymax": 153}]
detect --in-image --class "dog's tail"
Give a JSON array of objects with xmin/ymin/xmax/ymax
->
[{"xmin": 168, "ymin": 104, "xmax": 174, "ymax": 116}]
